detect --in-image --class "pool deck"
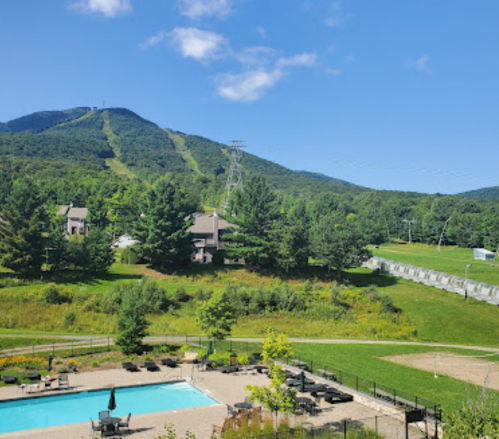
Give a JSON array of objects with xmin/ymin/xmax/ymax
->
[{"xmin": 0, "ymin": 364, "xmax": 415, "ymax": 439}]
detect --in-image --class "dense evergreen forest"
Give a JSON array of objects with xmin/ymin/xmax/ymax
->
[{"xmin": 1, "ymin": 106, "xmax": 498, "ymax": 258}]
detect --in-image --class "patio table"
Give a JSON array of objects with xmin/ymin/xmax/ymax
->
[{"xmin": 234, "ymin": 402, "xmax": 253, "ymax": 411}]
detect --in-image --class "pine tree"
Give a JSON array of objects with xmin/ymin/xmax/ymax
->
[
  {"xmin": 134, "ymin": 177, "xmax": 197, "ymax": 268},
  {"xmin": 80, "ymin": 229, "xmax": 115, "ymax": 273},
  {"xmin": 0, "ymin": 179, "xmax": 46, "ymax": 278},
  {"xmin": 115, "ymin": 287, "xmax": 149, "ymax": 355},
  {"xmin": 225, "ymin": 175, "xmax": 279, "ymax": 267}
]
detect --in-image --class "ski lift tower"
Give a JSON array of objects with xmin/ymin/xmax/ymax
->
[{"xmin": 221, "ymin": 140, "xmax": 246, "ymax": 212}]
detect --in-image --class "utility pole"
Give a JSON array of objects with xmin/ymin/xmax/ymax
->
[
  {"xmin": 402, "ymin": 218, "xmax": 416, "ymax": 244},
  {"xmin": 221, "ymin": 141, "xmax": 246, "ymax": 212},
  {"xmin": 437, "ymin": 217, "xmax": 452, "ymax": 253}
]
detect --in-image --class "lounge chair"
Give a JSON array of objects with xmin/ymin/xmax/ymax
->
[
  {"xmin": 58, "ymin": 374, "xmax": 69, "ymax": 389},
  {"xmin": 220, "ymin": 365, "xmax": 240, "ymax": 374},
  {"xmin": 122, "ymin": 362, "xmax": 140, "ymax": 372},
  {"xmin": 27, "ymin": 372, "xmax": 41, "ymax": 382},
  {"xmin": 3, "ymin": 375, "xmax": 17, "ymax": 384},
  {"xmin": 160, "ymin": 358, "xmax": 178, "ymax": 368},
  {"xmin": 144, "ymin": 361, "xmax": 160, "ymax": 371}
]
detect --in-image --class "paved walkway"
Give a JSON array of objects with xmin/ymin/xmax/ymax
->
[{"xmin": 2, "ymin": 335, "xmax": 499, "ymax": 357}]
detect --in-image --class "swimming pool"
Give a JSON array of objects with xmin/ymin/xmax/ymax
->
[{"xmin": 0, "ymin": 382, "xmax": 217, "ymax": 434}]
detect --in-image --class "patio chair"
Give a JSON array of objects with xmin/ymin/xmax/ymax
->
[
  {"xmin": 118, "ymin": 412, "xmax": 132, "ymax": 431},
  {"xmin": 90, "ymin": 418, "xmax": 102, "ymax": 435},
  {"xmin": 99, "ymin": 410, "xmax": 111, "ymax": 421},
  {"xmin": 122, "ymin": 362, "xmax": 140, "ymax": 372},
  {"xmin": 220, "ymin": 365, "xmax": 240, "ymax": 374},
  {"xmin": 144, "ymin": 361, "xmax": 160, "ymax": 371},
  {"xmin": 58, "ymin": 374, "xmax": 69, "ymax": 389}
]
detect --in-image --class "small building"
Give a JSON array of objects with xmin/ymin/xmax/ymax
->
[
  {"xmin": 57, "ymin": 205, "xmax": 89, "ymax": 236},
  {"xmin": 188, "ymin": 213, "xmax": 232, "ymax": 263},
  {"xmin": 473, "ymin": 248, "xmax": 496, "ymax": 261}
]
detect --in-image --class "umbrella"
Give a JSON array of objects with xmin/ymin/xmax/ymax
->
[
  {"xmin": 108, "ymin": 388, "xmax": 117, "ymax": 416},
  {"xmin": 299, "ymin": 371, "xmax": 305, "ymax": 393},
  {"xmin": 207, "ymin": 341, "xmax": 213, "ymax": 356},
  {"xmin": 47, "ymin": 355, "xmax": 53, "ymax": 372}
]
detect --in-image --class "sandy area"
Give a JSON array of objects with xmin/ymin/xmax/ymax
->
[
  {"xmin": 0, "ymin": 364, "xmax": 424, "ymax": 439},
  {"xmin": 383, "ymin": 352, "xmax": 499, "ymax": 391}
]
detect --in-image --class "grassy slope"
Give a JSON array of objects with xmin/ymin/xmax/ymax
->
[
  {"xmin": 348, "ymin": 268, "xmax": 499, "ymax": 347},
  {"xmin": 165, "ymin": 129, "xmax": 201, "ymax": 174},
  {"xmin": 375, "ymin": 244, "xmax": 499, "ymax": 286},
  {"xmin": 101, "ymin": 110, "xmax": 138, "ymax": 180}
]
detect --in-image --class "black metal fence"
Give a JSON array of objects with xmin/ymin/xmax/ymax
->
[{"xmin": 282, "ymin": 356, "xmax": 441, "ymax": 423}]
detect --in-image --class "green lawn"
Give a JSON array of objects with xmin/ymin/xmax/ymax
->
[
  {"xmin": 347, "ymin": 268, "xmax": 499, "ymax": 348},
  {"xmin": 0, "ymin": 337, "xmax": 67, "ymax": 350},
  {"xmin": 291, "ymin": 343, "xmax": 498, "ymax": 414},
  {"xmin": 374, "ymin": 244, "xmax": 499, "ymax": 286}
]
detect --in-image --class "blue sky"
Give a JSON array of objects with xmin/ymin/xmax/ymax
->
[{"xmin": 1, "ymin": 0, "xmax": 498, "ymax": 194}]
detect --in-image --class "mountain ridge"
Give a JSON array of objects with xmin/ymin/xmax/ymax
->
[{"xmin": 0, "ymin": 107, "xmax": 360, "ymax": 196}]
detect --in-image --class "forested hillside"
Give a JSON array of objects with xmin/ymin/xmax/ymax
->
[
  {"xmin": 1, "ymin": 106, "xmax": 499, "ymax": 252},
  {"xmin": 460, "ymin": 186, "xmax": 499, "ymax": 200}
]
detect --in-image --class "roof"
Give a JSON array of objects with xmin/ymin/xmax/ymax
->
[
  {"xmin": 67, "ymin": 207, "xmax": 88, "ymax": 219},
  {"xmin": 474, "ymin": 248, "xmax": 495, "ymax": 255},
  {"xmin": 188, "ymin": 214, "xmax": 232, "ymax": 234},
  {"xmin": 56, "ymin": 205, "xmax": 71, "ymax": 216}
]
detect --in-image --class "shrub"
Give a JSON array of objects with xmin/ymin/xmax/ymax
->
[
  {"xmin": 63, "ymin": 308, "xmax": 77, "ymax": 327},
  {"xmin": 208, "ymin": 352, "xmax": 231, "ymax": 367},
  {"xmin": 42, "ymin": 284, "xmax": 72, "ymax": 305},
  {"xmin": 121, "ymin": 245, "xmax": 144, "ymax": 264}
]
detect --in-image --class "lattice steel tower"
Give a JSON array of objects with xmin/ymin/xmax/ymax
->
[{"xmin": 221, "ymin": 140, "xmax": 246, "ymax": 212}]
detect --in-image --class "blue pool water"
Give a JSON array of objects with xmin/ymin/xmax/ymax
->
[{"xmin": 0, "ymin": 382, "xmax": 217, "ymax": 434}]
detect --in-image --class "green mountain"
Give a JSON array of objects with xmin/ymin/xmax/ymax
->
[
  {"xmin": 0, "ymin": 107, "xmax": 359, "ymax": 195},
  {"xmin": 459, "ymin": 186, "xmax": 499, "ymax": 200},
  {"xmin": 6, "ymin": 107, "xmax": 91, "ymax": 133}
]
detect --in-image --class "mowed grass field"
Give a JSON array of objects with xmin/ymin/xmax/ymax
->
[
  {"xmin": 374, "ymin": 244, "xmax": 499, "ymax": 286},
  {"xmin": 291, "ymin": 343, "xmax": 499, "ymax": 413}
]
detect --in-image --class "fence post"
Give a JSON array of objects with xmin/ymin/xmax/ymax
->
[
  {"xmin": 90, "ymin": 338, "xmax": 93, "ymax": 354},
  {"xmin": 71, "ymin": 341, "xmax": 74, "ymax": 357},
  {"xmin": 310, "ymin": 361, "xmax": 313, "ymax": 373},
  {"xmin": 52, "ymin": 343, "xmax": 55, "ymax": 356},
  {"xmin": 356, "ymin": 376, "xmax": 359, "ymax": 391},
  {"xmin": 32, "ymin": 345, "xmax": 34, "ymax": 357},
  {"xmin": 373, "ymin": 382, "xmax": 376, "ymax": 398},
  {"xmin": 108, "ymin": 337, "xmax": 110, "ymax": 352},
  {"xmin": 343, "ymin": 420, "xmax": 347, "ymax": 439},
  {"xmin": 375, "ymin": 416, "xmax": 378, "ymax": 434},
  {"xmin": 186, "ymin": 335, "xmax": 188, "ymax": 344},
  {"xmin": 230, "ymin": 340, "xmax": 232, "ymax": 352}
]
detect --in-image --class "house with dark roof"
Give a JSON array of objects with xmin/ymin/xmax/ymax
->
[
  {"xmin": 188, "ymin": 213, "xmax": 235, "ymax": 263},
  {"xmin": 57, "ymin": 205, "xmax": 90, "ymax": 235}
]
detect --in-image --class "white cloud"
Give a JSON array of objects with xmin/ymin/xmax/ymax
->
[
  {"xmin": 70, "ymin": 0, "xmax": 131, "ymax": 17},
  {"xmin": 139, "ymin": 31, "xmax": 168, "ymax": 50},
  {"xmin": 170, "ymin": 27, "xmax": 228, "ymax": 61},
  {"xmin": 406, "ymin": 55, "xmax": 431, "ymax": 72},
  {"xmin": 178, "ymin": 0, "xmax": 233, "ymax": 19},
  {"xmin": 325, "ymin": 1, "xmax": 350, "ymax": 27},
  {"xmin": 217, "ymin": 52, "xmax": 317, "ymax": 102},
  {"xmin": 256, "ymin": 26, "xmax": 267, "ymax": 39},
  {"xmin": 217, "ymin": 70, "xmax": 283, "ymax": 102},
  {"xmin": 326, "ymin": 68, "xmax": 342, "ymax": 76},
  {"xmin": 236, "ymin": 46, "xmax": 276, "ymax": 67},
  {"xmin": 346, "ymin": 55, "xmax": 355, "ymax": 62},
  {"xmin": 276, "ymin": 53, "xmax": 317, "ymax": 68}
]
